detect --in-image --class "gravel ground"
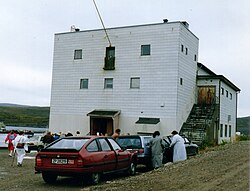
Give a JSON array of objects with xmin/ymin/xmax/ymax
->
[{"xmin": 0, "ymin": 141, "xmax": 249, "ymax": 191}]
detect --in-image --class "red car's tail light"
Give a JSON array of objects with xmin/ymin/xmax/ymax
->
[
  {"xmin": 36, "ymin": 156, "xmax": 42, "ymax": 166},
  {"xmin": 77, "ymin": 157, "xmax": 84, "ymax": 167},
  {"xmin": 138, "ymin": 149, "xmax": 144, "ymax": 154}
]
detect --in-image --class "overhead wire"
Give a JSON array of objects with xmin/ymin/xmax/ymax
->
[{"xmin": 92, "ymin": 0, "xmax": 112, "ymax": 47}]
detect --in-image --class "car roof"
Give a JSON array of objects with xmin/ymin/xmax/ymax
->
[{"xmin": 119, "ymin": 135, "xmax": 152, "ymax": 138}]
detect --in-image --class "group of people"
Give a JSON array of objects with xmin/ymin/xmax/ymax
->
[
  {"xmin": 149, "ymin": 130, "xmax": 187, "ymax": 169},
  {"xmin": 5, "ymin": 128, "xmax": 185, "ymax": 169},
  {"xmin": 109, "ymin": 128, "xmax": 186, "ymax": 169},
  {"xmin": 5, "ymin": 130, "xmax": 28, "ymax": 167}
]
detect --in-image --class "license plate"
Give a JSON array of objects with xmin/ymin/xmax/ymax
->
[{"xmin": 51, "ymin": 158, "xmax": 68, "ymax": 164}]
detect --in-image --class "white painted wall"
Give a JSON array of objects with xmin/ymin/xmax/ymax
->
[
  {"xmin": 219, "ymin": 82, "xmax": 238, "ymax": 143},
  {"xmin": 49, "ymin": 21, "xmax": 199, "ymax": 136}
]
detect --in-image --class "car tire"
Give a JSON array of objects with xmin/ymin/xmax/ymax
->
[
  {"xmin": 42, "ymin": 172, "xmax": 58, "ymax": 184},
  {"xmin": 127, "ymin": 160, "xmax": 136, "ymax": 176},
  {"xmin": 91, "ymin": 173, "xmax": 101, "ymax": 185}
]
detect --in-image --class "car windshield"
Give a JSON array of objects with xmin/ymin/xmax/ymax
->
[
  {"xmin": 117, "ymin": 137, "xmax": 142, "ymax": 149},
  {"xmin": 46, "ymin": 138, "xmax": 89, "ymax": 150}
]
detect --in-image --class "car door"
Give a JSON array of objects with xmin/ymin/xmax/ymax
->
[
  {"xmin": 97, "ymin": 138, "xmax": 116, "ymax": 172},
  {"xmin": 108, "ymin": 138, "xmax": 130, "ymax": 170}
]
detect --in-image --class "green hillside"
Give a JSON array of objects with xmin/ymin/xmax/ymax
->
[
  {"xmin": 0, "ymin": 106, "xmax": 50, "ymax": 127},
  {"xmin": 237, "ymin": 116, "xmax": 250, "ymax": 135}
]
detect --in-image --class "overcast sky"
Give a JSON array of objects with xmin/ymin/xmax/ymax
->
[{"xmin": 0, "ymin": 0, "xmax": 249, "ymax": 117}]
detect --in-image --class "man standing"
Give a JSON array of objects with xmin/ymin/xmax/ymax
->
[
  {"xmin": 170, "ymin": 130, "xmax": 187, "ymax": 163},
  {"xmin": 13, "ymin": 131, "xmax": 28, "ymax": 167},
  {"xmin": 149, "ymin": 131, "xmax": 165, "ymax": 169},
  {"xmin": 112, "ymin": 128, "xmax": 121, "ymax": 140},
  {"xmin": 42, "ymin": 131, "xmax": 54, "ymax": 146}
]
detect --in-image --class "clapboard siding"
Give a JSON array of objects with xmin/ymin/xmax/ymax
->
[{"xmin": 50, "ymin": 21, "xmax": 199, "ymax": 135}]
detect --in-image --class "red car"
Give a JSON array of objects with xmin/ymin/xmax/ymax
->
[{"xmin": 35, "ymin": 136, "xmax": 137, "ymax": 184}]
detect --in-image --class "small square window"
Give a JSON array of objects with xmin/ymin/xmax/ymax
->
[
  {"xmin": 80, "ymin": 79, "xmax": 88, "ymax": 89},
  {"xmin": 141, "ymin": 45, "xmax": 150, "ymax": 56},
  {"xmin": 74, "ymin": 49, "xmax": 82, "ymax": 59},
  {"xmin": 104, "ymin": 78, "xmax": 113, "ymax": 89},
  {"xmin": 130, "ymin": 77, "xmax": 140, "ymax": 89}
]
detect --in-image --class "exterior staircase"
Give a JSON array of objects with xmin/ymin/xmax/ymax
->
[{"xmin": 180, "ymin": 103, "xmax": 218, "ymax": 145}]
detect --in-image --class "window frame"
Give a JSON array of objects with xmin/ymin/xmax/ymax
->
[
  {"xmin": 130, "ymin": 77, "xmax": 140, "ymax": 89},
  {"xmin": 104, "ymin": 78, "xmax": 113, "ymax": 89},
  {"xmin": 141, "ymin": 44, "xmax": 151, "ymax": 56},
  {"xmin": 74, "ymin": 49, "xmax": 83, "ymax": 60},
  {"xmin": 80, "ymin": 79, "xmax": 88, "ymax": 89}
]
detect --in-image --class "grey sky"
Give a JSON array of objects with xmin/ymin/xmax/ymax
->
[{"xmin": 0, "ymin": 0, "xmax": 249, "ymax": 117}]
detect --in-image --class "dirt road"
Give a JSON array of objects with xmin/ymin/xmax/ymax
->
[{"xmin": 0, "ymin": 141, "xmax": 249, "ymax": 191}]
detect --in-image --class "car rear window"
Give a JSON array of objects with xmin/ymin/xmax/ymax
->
[
  {"xmin": 46, "ymin": 138, "xmax": 89, "ymax": 151},
  {"xmin": 117, "ymin": 137, "xmax": 142, "ymax": 149}
]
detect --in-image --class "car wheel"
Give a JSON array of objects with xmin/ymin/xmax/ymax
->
[
  {"xmin": 91, "ymin": 173, "xmax": 101, "ymax": 185},
  {"xmin": 127, "ymin": 160, "xmax": 136, "ymax": 176},
  {"xmin": 42, "ymin": 172, "xmax": 57, "ymax": 184}
]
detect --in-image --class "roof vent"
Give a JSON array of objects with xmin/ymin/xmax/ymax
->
[
  {"xmin": 163, "ymin": 19, "xmax": 168, "ymax": 23},
  {"xmin": 70, "ymin": 25, "xmax": 80, "ymax": 32}
]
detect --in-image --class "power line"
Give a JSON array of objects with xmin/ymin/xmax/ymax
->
[{"xmin": 92, "ymin": 0, "xmax": 112, "ymax": 47}]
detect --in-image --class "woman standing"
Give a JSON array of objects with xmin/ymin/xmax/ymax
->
[
  {"xmin": 5, "ymin": 130, "xmax": 17, "ymax": 157},
  {"xmin": 170, "ymin": 130, "xmax": 187, "ymax": 163}
]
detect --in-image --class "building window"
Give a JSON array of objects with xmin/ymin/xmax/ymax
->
[
  {"xmin": 104, "ymin": 47, "xmax": 115, "ymax": 70},
  {"xmin": 130, "ymin": 77, "xmax": 140, "ymax": 89},
  {"xmin": 225, "ymin": 125, "xmax": 228, "ymax": 137},
  {"xmin": 74, "ymin": 49, "xmax": 82, "ymax": 59},
  {"xmin": 185, "ymin": 47, "xmax": 188, "ymax": 55},
  {"xmin": 181, "ymin": 44, "xmax": 184, "ymax": 52},
  {"xmin": 229, "ymin": 125, "xmax": 231, "ymax": 137},
  {"xmin": 104, "ymin": 78, "xmax": 113, "ymax": 89},
  {"xmin": 180, "ymin": 78, "xmax": 183, "ymax": 85},
  {"xmin": 230, "ymin": 93, "xmax": 232, "ymax": 100},
  {"xmin": 80, "ymin": 79, "xmax": 88, "ymax": 89},
  {"xmin": 226, "ymin": 90, "xmax": 228, "ymax": 97},
  {"xmin": 141, "ymin": 45, "xmax": 150, "ymax": 56},
  {"xmin": 220, "ymin": 124, "xmax": 223, "ymax": 137},
  {"xmin": 221, "ymin": 87, "xmax": 224, "ymax": 95},
  {"xmin": 194, "ymin": 54, "xmax": 197, "ymax": 61}
]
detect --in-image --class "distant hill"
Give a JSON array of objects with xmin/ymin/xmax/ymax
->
[
  {"xmin": 0, "ymin": 103, "xmax": 31, "ymax": 107},
  {"xmin": 237, "ymin": 116, "xmax": 250, "ymax": 135},
  {"xmin": 0, "ymin": 103, "xmax": 249, "ymax": 133},
  {"xmin": 0, "ymin": 104, "xmax": 50, "ymax": 128}
]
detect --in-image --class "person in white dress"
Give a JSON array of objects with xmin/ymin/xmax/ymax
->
[
  {"xmin": 170, "ymin": 130, "xmax": 187, "ymax": 163},
  {"xmin": 13, "ymin": 131, "xmax": 28, "ymax": 167}
]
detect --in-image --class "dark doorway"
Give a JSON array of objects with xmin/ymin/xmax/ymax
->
[{"xmin": 90, "ymin": 117, "xmax": 113, "ymax": 136}]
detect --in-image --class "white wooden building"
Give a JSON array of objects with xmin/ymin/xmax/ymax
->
[{"xmin": 49, "ymin": 19, "xmax": 239, "ymax": 144}]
